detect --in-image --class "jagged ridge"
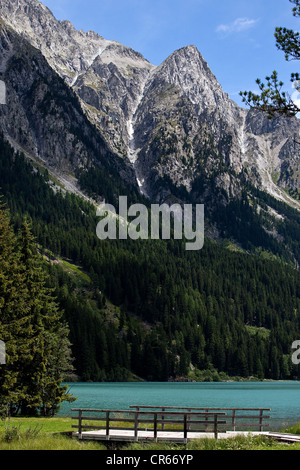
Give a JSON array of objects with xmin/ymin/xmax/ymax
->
[{"xmin": 0, "ymin": 0, "xmax": 299, "ymax": 211}]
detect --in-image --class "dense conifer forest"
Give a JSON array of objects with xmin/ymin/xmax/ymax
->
[{"xmin": 1, "ymin": 133, "xmax": 300, "ymax": 384}]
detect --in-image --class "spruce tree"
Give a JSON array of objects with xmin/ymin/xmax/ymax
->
[
  {"xmin": 0, "ymin": 201, "xmax": 30, "ymax": 415},
  {"xmin": 16, "ymin": 221, "xmax": 75, "ymax": 416},
  {"xmin": 0, "ymin": 206, "xmax": 75, "ymax": 416}
]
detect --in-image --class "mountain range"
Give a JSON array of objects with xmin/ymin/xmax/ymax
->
[
  {"xmin": 1, "ymin": 0, "xmax": 300, "ymax": 382},
  {"xmin": 1, "ymin": 0, "xmax": 299, "ymax": 209}
]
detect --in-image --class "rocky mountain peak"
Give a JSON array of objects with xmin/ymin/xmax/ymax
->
[
  {"xmin": 0, "ymin": 0, "xmax": 112, "ymax": 84},
  {"xmin": 152, "ymin": 44, "xmax": 239, "ymax": 121},
  {"xmin": 0, "ymin": 0, "xmax": 299, "ymax": 210}
]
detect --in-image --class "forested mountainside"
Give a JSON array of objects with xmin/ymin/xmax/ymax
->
[
  {"xmin": 1, "ymin": 0, "xmax": 300, "ymax": 384},
  {"xmin": 1, "ymin": 134, "xmax": 300, "ymax": 382}
]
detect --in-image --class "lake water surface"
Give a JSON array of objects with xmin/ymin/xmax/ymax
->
[{"xmin": 60, "ymin": 381, "xmax": 300, "ymax": 431}]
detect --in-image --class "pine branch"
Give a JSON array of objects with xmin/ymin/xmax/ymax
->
[
  {"xmin": 240, "ymin": 71, "xmax": 300, "ymax": 118},
  {"xmin": 240, "ymin": 0, "xmax": 300, "ymax": 119}
]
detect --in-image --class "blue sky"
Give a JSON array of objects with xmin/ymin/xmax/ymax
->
[{"xmin": 41, "ymin": 0, "xmax": 299, "ymax": 107}]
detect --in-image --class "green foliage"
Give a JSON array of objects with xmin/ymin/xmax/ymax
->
[
  {"xmin": 213, "ymin": 186, "xmax": 300, "ymax": 265},
  {"xmin": 3, "ymin": 422, "xmax": 21, "ymax": 443},
  {"xmin": 275, "ymin": 0, "xmax": 300, "ymax": 61},
  {"xmin": 2, "ymin": 418, "xmax": 42, "ymax": 443},
  {"xmin": 240, "ymin": 71, "xmax": 299, "ymax": 118},
  {"xmin": 78, "ymin": 165, "xmax": 146, "ymax": 209}
]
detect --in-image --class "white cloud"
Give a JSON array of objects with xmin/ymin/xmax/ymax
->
[
  {"xmin": 291, "ymin": 81, "xmax": 300, "ymax": 115},
  {"xmin": 216, "ymin": 17, "xmax": 259, "ymax": 35}
]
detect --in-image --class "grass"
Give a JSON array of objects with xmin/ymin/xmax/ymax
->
[
  {"xmin": 59, "ymin": 258, "xmax": 91, "ymax": 283},
  {"xmin": 281, "ymin": 422, "xmax": 300, "ymax": 434},
  {"xmin": 0, "ymin": 417, "xmax": 106, "ymax": 450},
  {"xmin": 126, "ymin": 434, "xmax": 300, "ymax": 451},
  {"xmin": 1, "ymin": 417, "xmax": 300, "ymax": 450}
]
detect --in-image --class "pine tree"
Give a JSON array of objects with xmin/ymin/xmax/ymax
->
[
  {"xmin": 16, "ymin": 221, "xmax": 75, "ymax": 416},
  {"xmin": 0, "ymin": 201, "xmax": 30, "ymax": 415},
  {"xmin": 0, "ymin": 207, "xmax": 75, "ymax": 416}
]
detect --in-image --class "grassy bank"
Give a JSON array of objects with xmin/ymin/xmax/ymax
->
[
  {"xmin": 1, "ymin": 417, "xmax": 300, "ymax": 450},
  {"xmin": 0, "ymin": 417, "xmax": 106, "ymax": 450}
]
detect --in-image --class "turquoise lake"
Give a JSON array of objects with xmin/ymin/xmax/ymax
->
[{"xmin": 59, "ymin": 381, "xmax": 300, "ymax": 431}]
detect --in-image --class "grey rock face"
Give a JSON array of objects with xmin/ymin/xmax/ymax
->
[
  {"xmin": 0, "ymin": 0, "xmax": 113, "ymax": 84},
  {"xmin": 0, "ymin": 0, "xmax": 299, "ymax": 209},
  {"xmin": 74, "ymin": 43, "xmax": 155, "ymax": 159},
  {"xmin": 0, "ymin": 22, "xmax": 135, "ymax": 192},
  {"xmin": 131, "ymin": 45, "xmax": 299, "ymax": 206}
]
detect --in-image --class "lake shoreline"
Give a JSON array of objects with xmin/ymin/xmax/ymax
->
[{"xmin": 59, "ymin": 381, "xmax": 300, "ymax": 432}]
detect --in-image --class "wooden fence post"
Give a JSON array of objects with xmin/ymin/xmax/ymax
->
[
  {"xmin": 78, "ymin": 410, "xmax": 82, "ymax": 438},
  {"xmin": 187, "ymin": 408, "xmax": 191, "ymax": 431},
  {"xmin": 134, "ymin": 412, "xmax": 139, "ymax": 441},
  {"xmin": 154, "ymin": 413, "xmax": 158, "ymax": 441},
  {"xmin": 232, "ymin": 409, "xmax": 236, "ymax": 431},
  {"xmin": 106, "ymin": 411, "xmax": 110, "ymax": 439},
  {"xmin": 214, "ymin": 414, "xmax": 218, "ymax": 439},
  {"xmin": 184, "ymin": 414, "xmax": 188, "ymax": 442},
  {"xmin": 161, "ymin": 407, "xmax": 165, "ymax": 430},
  {"xmin": 259, "ymin": 409, "xmax": 263, "ymax": 432},
  {"xmin": 205, "ymin": 408, "xmax": 209, "ymax": 431}
]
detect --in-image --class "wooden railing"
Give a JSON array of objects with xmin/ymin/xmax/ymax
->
[
  {"xmin": 130, "ymin": 406, "xmax": 271, "ymax": 432},
  {"xmin": 71, "ymin": 408, "xmax": 227, "ymax": 441}
]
